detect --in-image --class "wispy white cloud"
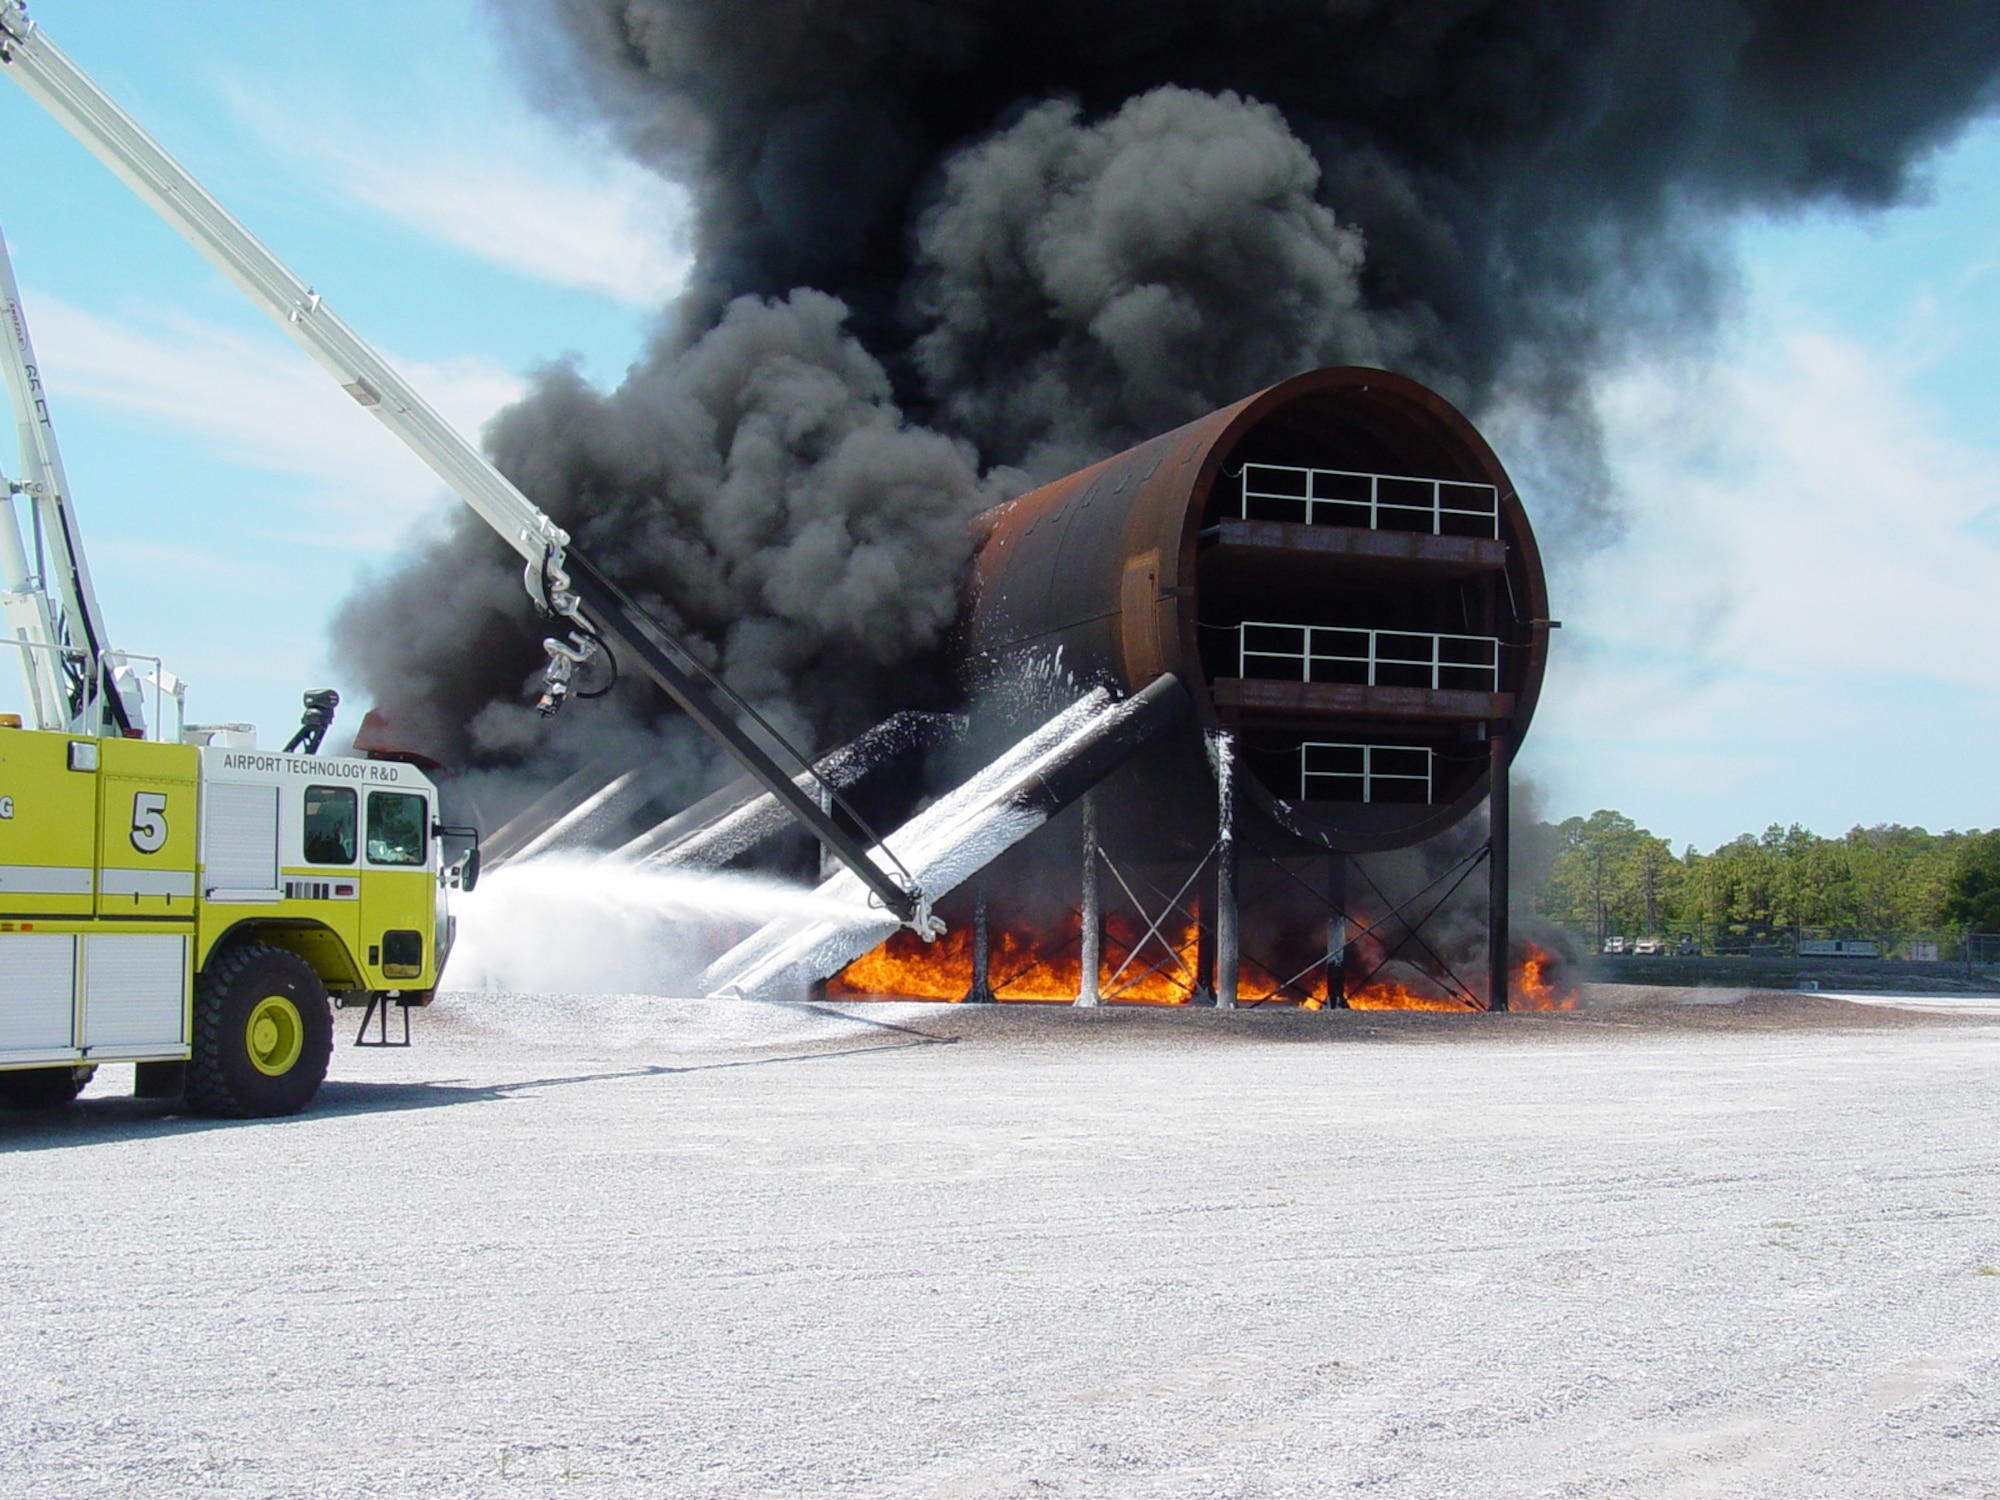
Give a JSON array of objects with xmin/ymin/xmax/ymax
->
[
  {"xmin": 1527, "ymin": 323, "xmax": 2000, "ymax": 843},
  {"xmin": 330, "ymin": 144, "xmax": 691, "ymax": 309},
  {"xmin": 26, "ymin": 294, "xmax": 524, "ymax": 549},
  {"xmin": 1588, "ymin": 331, "xmax": 2000, "ymax": 690},
  {"xmin": 222, "ymin": 81, "xmax": 691, "ymax": 307}
]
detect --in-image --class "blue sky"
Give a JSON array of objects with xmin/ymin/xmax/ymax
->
[
  {"xmin": 0, "ymin": 0, "xmax": 1995, "ymax": 853},
  {"xmin": 0, "ymin": 0, "xmax": 680, "ymax": 745}
]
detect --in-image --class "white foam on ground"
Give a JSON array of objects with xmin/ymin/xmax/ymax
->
[
  {"xmin": 17, "ymin": 1003, "xmax": 2000, "ymax": 1495},
  {"xmin": 428, "ymin": 989, "xmax": 956, "ymax": 1055}
]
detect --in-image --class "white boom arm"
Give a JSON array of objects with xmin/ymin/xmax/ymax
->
[
  {"xmin": 0, "ymin": 2, "xmax": 570, "ymax": 579},
  {"xmin": 0, "ymin": 447, "xmax": 68, "ymax": 729},
  {"xmin": 0, "ymin": 0, "xmax": 936, "ymax": 927},
  {"xmin": 0, "ymin": 217, "xmax": 129, "ymax": 732}
]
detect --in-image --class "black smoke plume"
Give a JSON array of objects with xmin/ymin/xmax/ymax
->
[
  {"xmin": 340, "ymin": 0, "xmax": 2000, "ymax": 776},
  {"xmin": 335, "ymin": 289, "xmax": 1002, "ymax": 775}
]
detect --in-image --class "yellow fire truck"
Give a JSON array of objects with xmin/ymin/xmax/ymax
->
[
  {"xmin": 0, "ymin": 26, "xmax": 474, "ymax": 1115},
  {"xmin": 0, "ymin": 727, "xmax": 452, "ymax": 1115}
]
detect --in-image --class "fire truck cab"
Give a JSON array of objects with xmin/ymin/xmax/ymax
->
[{"xmin": 0, "ymin": 723, "xmax": 453, "ymax": 1115}]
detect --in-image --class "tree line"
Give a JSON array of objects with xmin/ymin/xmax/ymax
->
[{"xmin": 1526, "ymin": 811, "xmax": 2000, "ymax": 937}]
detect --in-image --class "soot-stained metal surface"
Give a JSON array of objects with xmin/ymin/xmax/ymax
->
[{"xmin": 963, "ymin": 366, "xmax": 1549, "ymax": 856}]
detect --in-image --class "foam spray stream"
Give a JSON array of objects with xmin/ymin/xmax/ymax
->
[{"xmin": 445, "ymin": 853, "xmax": 878, "ymax": 995}]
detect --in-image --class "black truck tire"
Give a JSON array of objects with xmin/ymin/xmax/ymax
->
[
  {"xmin": 0, "ymin": 1064, "xmax": 95, "ymax": 1109},
  {"xmin": 184, "ymin": 944, "xmax": 333, "ymax": 1118}
]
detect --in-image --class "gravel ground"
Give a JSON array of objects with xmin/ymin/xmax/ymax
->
[{"xmin": 5, "ymin": 985, "xmax": 2000, "ymax": 1498}]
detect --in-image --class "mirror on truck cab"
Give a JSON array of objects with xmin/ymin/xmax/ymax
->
[{"xmin": 433, "ymin": 822, "xmax": 482, "ymax": 892}]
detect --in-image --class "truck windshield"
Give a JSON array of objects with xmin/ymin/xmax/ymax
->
[
  {"xmin": 303, "ymin": 786, "xmax": 356, "ymax": 864},
  {"xmin": 366, "ymin": 791, "xmax": 426, "ymax": 866}
]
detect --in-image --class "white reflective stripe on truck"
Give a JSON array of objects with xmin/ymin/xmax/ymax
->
[
  {"xmin": 0, "ymin": 863, "xmax": 93, "ymax": 894},
  {"xmin": 99, "ymin": 868, "xmax": 196, "ymax": 898}
]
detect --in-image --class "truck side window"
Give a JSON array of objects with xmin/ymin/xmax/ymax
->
[
  {"xmin": 366, "ymin": 791, "xmax": 426, "ymax": 866},
  {"xmin": 303, "ymin": 786, "xmax": 357, "ymax": 864}
]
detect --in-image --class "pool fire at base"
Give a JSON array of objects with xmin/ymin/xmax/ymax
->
[{"xmin": 827, "ymin": 918, "xmax": 1575, "ymax": 1012}]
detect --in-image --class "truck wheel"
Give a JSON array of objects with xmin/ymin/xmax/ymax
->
[
  {"xmin": 0, "ymin": 1064, "xmax": 95, "ymax": 1109},
  {"xmin": 185, "ymin": 945, "xmax": 333, "ymax": 1118}
]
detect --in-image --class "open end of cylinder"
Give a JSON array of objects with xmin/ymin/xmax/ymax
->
[{"xmin": 1184, "ymin": 375, "xmax": 1545, "ymax": 852}]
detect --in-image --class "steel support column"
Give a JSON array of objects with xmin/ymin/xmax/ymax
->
[
  {"xmin": 1488, "ymin": 729, "xmax": 1511, "ymax": 1013},
  {"xmin": 815, "ymin": 777, "xmax": 837, "ymax": 882},
  {"xmin": 1326, "ymin": 854, "xmax": 1348, "ymax": 1008},
  {"xmin": 1209, "ymin": 730, "xmax": 1239, "ymax": 1010},
  {"xmin": 964, "ymin": 885, "xmax": 996, "ymax": 1004},
  {"xmin": 1076, "ymin": 795, "xmax": 1101, "ymax": 1007}
]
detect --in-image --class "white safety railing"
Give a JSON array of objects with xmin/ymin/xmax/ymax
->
[
  {"xmin": 103, "ymin": 649, "xmax": 184, "ymax": 741},
  {"xmin": 0, "ymin": 636, "xmax": 183, "ymax": 739},
  {"xmin": 1233, "ymin": 463, "xmax": 1499, "ymax": 538},
  {"xmin": 1300, "ymin": 742, "xmax": 1433, "ymax": 804},
  {"xmin": 1237, "ymin": 622, "xmax": 1499, "ymax": 692}
]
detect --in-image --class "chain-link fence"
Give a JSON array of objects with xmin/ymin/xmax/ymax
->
[{"xmin": 1557, "ymin": 920, "xmax": 2000, "ymax": 967}]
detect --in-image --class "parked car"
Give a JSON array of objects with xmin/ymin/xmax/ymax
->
[
  {"xmin": 1603, "ymin": 936, "xmax": 1629, "ymax": 954},
  {"xmin": 1633, "ymin": 936, "xmax": 1667, "ymax": 955}
]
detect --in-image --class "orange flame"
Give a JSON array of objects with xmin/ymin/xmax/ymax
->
[
  {"xmin": 832, "ymin": 921, "xmax": 1577, "ymax": 1013},
  {"xmin": 831, "ymin": 924, "xmax": 976, "ymax": 1001},
  {"xmin": 1341, "ymin": 980, "xmax": 1479, "ymax": 1011},
  {"xmin": 829, "ymin": 914, "xmax": 1205, "ymax": 1004},
  {"xmin": 1334, "ymin": 941, "xmax": 1576, "ymax": 1011},
  {"xmin": 1512, "ymin": 942, "xmax": 1576, "ymax": 1011}
]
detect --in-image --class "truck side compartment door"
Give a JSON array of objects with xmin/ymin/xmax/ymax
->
[
  {"xmin": 0, "ymin": 729, "xmax": 99, "ymax": 918},
  {"xmin": 97, "ymin": 739, "xmax": 199, "ymax": 915},
  {"xmin": 0, "ymin": 931, "xmax": 78, "ymax": 1057},
  {"xmin": 203, "ymin": 781, "xmax": 281, "ymax": 901},
  {"xmin": 80, "ymin": 931, "xmax": 188, "ymax": 1055}
]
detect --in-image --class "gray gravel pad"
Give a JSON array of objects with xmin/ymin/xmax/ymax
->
[{"xmin": 4, "ymin": 987, "xmax": 1998, "ymax": 1498}]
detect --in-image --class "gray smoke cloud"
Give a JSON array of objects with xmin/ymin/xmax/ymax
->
[
  {"xmin": 336, "ymin": 0, "xmax": 2000, "ymax": 778},
  {"xmin": 908, "ymin": 88, "xmax": 1416, "ymax": 478},
  {"xmin": 502, "ymin": 0, "xmax": 2000, "ymax": 451}
]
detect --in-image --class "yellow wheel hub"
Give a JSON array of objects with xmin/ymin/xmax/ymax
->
[{"xmin": 245, "ymin": 995, "xmax": 304, "ymax": 1077}]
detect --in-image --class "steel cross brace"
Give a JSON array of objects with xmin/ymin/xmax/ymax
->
[
  {"xmin": 1096, "ymin": 843, "xmax": 1215, "ymax": 1001},
  {"xmin": 1346, "ymin": 848, "xmax": 1489, "ymax": 1007}
]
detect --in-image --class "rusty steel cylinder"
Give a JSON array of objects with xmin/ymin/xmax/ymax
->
[{"xmin": 962, "ymin": 366, "xmax": 1550, "ymax": 854}]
